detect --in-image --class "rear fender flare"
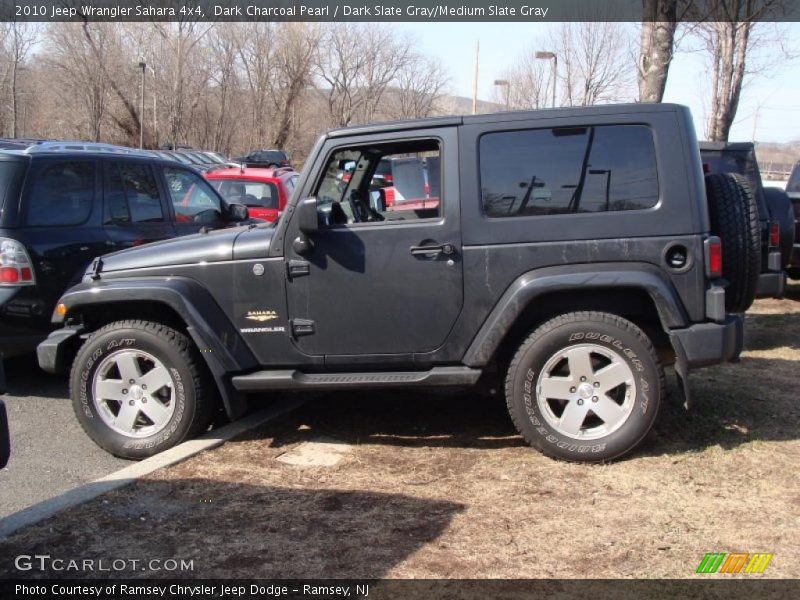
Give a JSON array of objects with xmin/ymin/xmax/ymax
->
[{"xmin": 462, "ymin": 263, "xmax": 690, "ymax": 367}]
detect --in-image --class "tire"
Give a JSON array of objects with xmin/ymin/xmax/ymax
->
[
  {"xmin": 505, "ymin": 312, "xmax": 663, "ymax": 462},
  {"xmin": 764, "ymin": 187, "xmax": 795, "ymax": 269},
  {"xmin": 705, "ymin": 172, "xmax": 760, "ymax": 313},
  {"xmin": 70, "ymin": 320, "xmax": 215, "ymax": 460}
]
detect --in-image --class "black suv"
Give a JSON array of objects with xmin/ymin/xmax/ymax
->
[
  {"xmin": 39, "ymin": 104, "xmax": 756, "ymax": 462},
  {"xmin": 786, "ymin": 161, "xmax": 800, "ymax": 276},
  {"xmin": 233, "ymin": 149, "xmax": 291, "ymax": 169},
  {"xmin": 0, "ymin": 141, "xmax": 248, "ymax": 359}
]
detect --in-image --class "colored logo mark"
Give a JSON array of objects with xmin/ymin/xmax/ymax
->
[{"xmin": 696, "ymin": 552, "xmax": 773, "ymax": 574}]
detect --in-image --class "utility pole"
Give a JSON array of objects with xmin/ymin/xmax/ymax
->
[
  {"xmin": 138, "ymin": 58, "xmax": 146, "ymax": 148},
  {"xmin": 472, "ymin": 40, "xmax": 480, "ymax": 115}
]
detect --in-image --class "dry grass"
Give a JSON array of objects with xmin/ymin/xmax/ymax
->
[{"xmin": 2, "ymin": 294, "xmax": 799, "ymax": 579}]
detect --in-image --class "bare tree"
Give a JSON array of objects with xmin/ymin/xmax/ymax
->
[
  {"xmin": 692, "ymin": 0, "xmax": 789, "ymax": 141},
  {"xmin": 2, "ymin": 22, "xmax": 39, "ymax": 137},
  {"xmin": 235, "ymin": 22, "xmax": 275, "ymax": 149},
  {"xmin": 394, "ymin": 55, "xmax": 449, "ymax": 119},
  {"xmin": 152, "ymin": 21, "xmax": 215, "ymax": 148},
  {"xmin": 552, "ymin": 22, "xmax": 636, "ymax": 106},
  {"xmin": 269, "ymin": 23, "xmax": 320, "ymax": 148},
  {"xmin": 316, "ymin": 23, "xmax": 413, "ymax": 127},
  {"xmin": 495, "ymin": 49, "xmax": 551, "ymax": 110},
  {"xmin": 638, "ymin": 0, "xmax": 680, "ymax": 102},
  {"xmin": 45, "ymin": 23, "xmax": 110, "ymax": 141}
]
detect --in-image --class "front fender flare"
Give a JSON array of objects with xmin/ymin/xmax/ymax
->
[
  {"xmin": 55, "ymin": 277, "xmax": 257, "ymax": 419},
  {"xmin": 462, "ymin": 263, "xmax": 690, "ymax": 367}
]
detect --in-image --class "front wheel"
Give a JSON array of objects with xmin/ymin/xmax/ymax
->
[
  {"xmin": 70, "ymin": 320, "xmax": 215, "ymax": 460},
  {"xmin": 505, "ymin": 311, "xmax": 663, "ymax": 462}
]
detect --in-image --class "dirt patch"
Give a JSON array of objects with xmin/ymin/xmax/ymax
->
[{"xmin": 1, "ymin": 296, "xmax": 799, "ymax": 579}]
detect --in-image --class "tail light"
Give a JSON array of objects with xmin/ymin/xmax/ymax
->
[
  {"xmin": 0, "ymin": 238, "xmax": 35, "ymax": 286},
  {"xmin": 705, "ymin": 236, "xmax": 723, "ymax": 279},
  {"xmin": 769, "ymin": 222, "xmax": 780, "ymax": 247},
  {"xmin": 384, "ymin": 174, "xmax": 393, "ymax": 184}
]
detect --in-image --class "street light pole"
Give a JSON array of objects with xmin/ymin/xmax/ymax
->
[
  {"xmin": 148, "ymin": 65, "xmax": 157, "ymax": 147},
  {"xmin": 138, "ymin": 58, "xmax": 146, "ymax": 149},
  {"xmin": 535, "ymin": 51, "xmax": 558, "ymax": 108},
  {"xmin": 494, "ymin": 79, "xmax": 510, "ymax": 111}
]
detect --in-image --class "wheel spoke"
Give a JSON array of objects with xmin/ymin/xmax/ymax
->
[
  {"xmin": 594, "ymin": 361, "xmax": 631, "ymax": 392},
  {"xmin": 539, "ymin": 376, "xmax": 574, "ymax": 400},
  {"xmin": 140, "ymin": 366, "xmax": 172, "ymax": 392},
  {"xmin": 591, "ymin": 395, "xmax": 628, "ymax": 428},
  {"xmin": 559, "ymin": 400, "xmax": 589, "ymax": 435},
  {"xmin": 95, "ymin": 379, "xmax": 128, "ymax": 401},
  {"xmin": 140, "ymin": 399, "xmax": 172, "ymax": 427},
  {"xmin": 566, "ymin": 347, "xmax": 594, "ymax": 380},
  {"xmin": 114, "ymin": 403, "xmax": 140, "ymax": 433},
  {"xmin": 115, "ymin": 352, "xmax": 142, "ymax": 382}
]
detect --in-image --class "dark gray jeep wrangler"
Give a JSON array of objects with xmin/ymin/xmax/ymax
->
[{"xmin": 39, "ymin": 104, "xmax": 755, "ymax": 462}]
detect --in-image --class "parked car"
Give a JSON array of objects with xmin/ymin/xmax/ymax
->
[
  {"xmin": 786, "ymin": 161, "xmax": 800, "ymax": 278},
  {"xmin": 205, "ymin": 167, "xmax": 298, "ymax": 223},
  {"xmin": 41, "ymin": 104, "xmax": 753, "ymax": 462},
  {"xmin": 0, "ymin": 141, "xmax": 249, "ymax": 360},
  {"xmin": 233, "ymin": 149, "xmax": 291, "ymax": 169},
  {"xmin": 699, "ymin": 141, "xmax": 793, "ymax": 298}
]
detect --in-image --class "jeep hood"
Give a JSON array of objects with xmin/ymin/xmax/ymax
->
[{"xmin": 94, "ymin": 225, "xmax": 274, "ymax": 274}]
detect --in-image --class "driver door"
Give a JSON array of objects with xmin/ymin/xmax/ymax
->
[{"xmin": 284, "ymin": 128, "xmax": 464, "ymax": 362}]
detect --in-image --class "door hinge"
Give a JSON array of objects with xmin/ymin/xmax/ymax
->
[
  {"xmin": 287, "ymin": 259, "xmax": 310, "ymax": 279},
  {"xmin": 291, "ymin": 319, "xmax": 315, "ymax": 337}
]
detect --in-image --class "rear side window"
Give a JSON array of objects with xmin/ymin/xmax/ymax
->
[
  {"xmin": 26, "ymin": 161, "xmax": 95, "ymax": 226},
  {"xmin": 0, "ymin": 161, "xmax": 26, "ymax": 212},
  {"xmin": 104, "ymin": 162, "xmax": 164, "ymax": 224},
  {"xmin": 480, "ymin": 125, "xmax": 659, "ymax": 217}
]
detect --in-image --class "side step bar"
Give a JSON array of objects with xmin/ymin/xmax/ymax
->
[{"xmin": 231, "ymin": 366, "xmax": 482, "ymax": 392}]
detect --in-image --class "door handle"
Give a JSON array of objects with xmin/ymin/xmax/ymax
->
[{"xmin": 410, "ymin": 243, "xmax": 454, "ymax": 257}]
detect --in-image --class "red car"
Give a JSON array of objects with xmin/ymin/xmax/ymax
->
[{"xmin": 204, "ymin": 167, "xmax": 298, "ymax": 222}]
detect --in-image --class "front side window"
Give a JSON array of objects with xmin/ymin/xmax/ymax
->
[
  {"xmin": 480, "ymin": 125, "xmax": 659, "ymax": 218},
  {"xmin": 105, "ymin": 162, "xmax": 164, "ymax": 224},
  {"xmin": 26, "ymin": 161, "xmax": 95, "ymax": 226},
  {"xmin": 787, "ymin": 163, "xmax": 800, "ymax": 193},
  {"xmin": 211, "ymin": 179, "xmax": 279, "ymax": 209},
  {"xmin": 314, "ymin": 139, "xmax": 441, "ymax": 226},
  {"xmin": 163, "ymin": 167, "xmax": 222, "ymax": 222}
]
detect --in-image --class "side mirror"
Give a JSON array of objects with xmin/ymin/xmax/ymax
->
[
  {"xmin": 298, "ymin": 197, "xmax": 319, "ymax": 235},
  {"xmin": 226, "ymin": 203, "xmax": 249, "ymax": 223}
]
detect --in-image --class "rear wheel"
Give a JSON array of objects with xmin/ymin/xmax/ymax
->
[
  {"xmin": 505, "ymin": 311, "xmax": 663, "ymax": 462},
  {"xmin": 70, "ymin": 320, "xmax": 215, "ymax": 459},
  {"xmin": 705, "ymin": 172, "xmax": 760, "ymax": 313}
]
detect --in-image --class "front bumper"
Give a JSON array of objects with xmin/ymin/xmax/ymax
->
[
  {"xmin": 669, "ymin": 315, "xmax": 744, "ymax": 370},
  {"xmin": 36, "ymin": 327, "xmax": 83, "ymax": 375}
]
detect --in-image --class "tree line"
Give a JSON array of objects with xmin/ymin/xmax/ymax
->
[{"xmin": 0, "ymin": 1, "xmax": 793, "ymax": 162}]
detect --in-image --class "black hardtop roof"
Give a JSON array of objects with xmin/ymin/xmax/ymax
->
[
  {"xmin": 698, "ymin": 141, "xmax": 755, "ymax": 152},
  {"xmin": 326, "ymin": 103, "xmax": 689, "ymax": 138}
]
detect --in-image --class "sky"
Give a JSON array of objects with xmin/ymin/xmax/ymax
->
[{"xmin": 394, "ymin": 21, "xmax": 800, "ymax": 144}]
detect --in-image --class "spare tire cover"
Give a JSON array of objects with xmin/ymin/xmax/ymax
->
[{"xmin": 705, "ymin": 173, "xmax": 761, "ymax": 313}]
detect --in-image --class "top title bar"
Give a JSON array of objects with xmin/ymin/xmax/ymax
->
[{"xmin": 3, "ymin": 0, "xmax": 799, "ymax": 22}]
